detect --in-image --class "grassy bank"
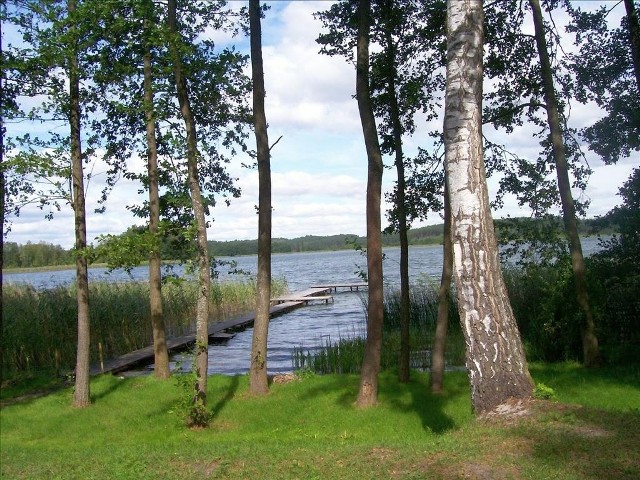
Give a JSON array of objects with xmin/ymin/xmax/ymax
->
[
  {"xmin": 1, "ymin": 363, "xmax": 639, "ymax": 479},
  {"xmin": 2, "ymin": 279, "xmax": 288, "ymax": 376}
]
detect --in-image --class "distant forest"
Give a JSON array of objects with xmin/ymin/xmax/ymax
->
[
  {"xmin": 2, "ymin": 216, "xmax": 615, "ymax": 269},
  {"xmin": 211, "ymin": 223, "xmax": 447, "ymax": 257}
]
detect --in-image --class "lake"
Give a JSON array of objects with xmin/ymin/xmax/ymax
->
[
  {"xmin": 176, "ymin": 245, "xmax": 447, "ymax": 375},
  {"xmin": 3, "ymin": 237, "xmax": 603, "ymax": 375}
]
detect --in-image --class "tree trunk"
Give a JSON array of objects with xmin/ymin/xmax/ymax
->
[
  {"xmin": 248, "ymin": 0, "xmax": 272, "ymax": 396},
  {"xmin": 430, "ymin": 176, "xmax": 452, "ymax": 394},
  {"xmin": 384, "ymin": 0, "xmax": 410, "ymax": 384},
  {"xmin": 0, "ymin": 24, "xmax": 5, "ymax": 386},
  {"xmin": 529, "ymin": 0, "xmax": 601, "ymax": 367},
  {"xmin": 444, "ymin": 0, "xmax": 534, "ymax": 415},
  {"xmin": 624, "ymin": 0, "xmax": 640, "ymax": 94},
  {"xmin": 143, "ymin": 1, "xmax": 169, "ymax": 380},
  {"xmin": 168, "ymin": 0, "xmax": 210, "ymax": 405},
  {"xmin": 356, "ymin": 0, "xmax": 385, "ymax": 408},
  {"xmin": 68, "ymin": 0, "xmax": 91, "ymax": 408}
]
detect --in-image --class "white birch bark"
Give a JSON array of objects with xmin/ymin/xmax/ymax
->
[{"xmin": 444, "ymin": 0, "xmax": 533, "ymax": 414}]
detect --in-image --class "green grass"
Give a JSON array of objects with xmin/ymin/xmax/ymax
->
[{"xmin": 1, "ymin": 364, "xmax": 639, "ymax": 479}]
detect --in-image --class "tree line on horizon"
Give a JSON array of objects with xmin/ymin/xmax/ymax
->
[{"xmin": 2, "ymin": 216, "xmax": 619, "ymax": 268}]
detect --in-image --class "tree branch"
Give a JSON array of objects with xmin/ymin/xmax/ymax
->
[
  {"xmin": 483, "ymin": 101, "xmax": 546, "ymax": 125},
  {"xmin": 269, "ymin": 135, "xmax": 282, "ymax": 152}
]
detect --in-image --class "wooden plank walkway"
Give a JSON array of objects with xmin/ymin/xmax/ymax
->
[
  {"xmin": 90, "ymin": 288, "xmax": 330, "ymax": 376},
  {"xmin": 271, "ymin": 286, "xmax": 333, "ymax": 304},
  {"xmin": 311, "ymin": 282, "xmax": 368, "ymax": 292},
  {"xmin": 271, "ymin": 295, "xmax": 333, "ymax": 304}
]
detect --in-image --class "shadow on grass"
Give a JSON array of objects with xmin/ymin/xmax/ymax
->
[
  {"xmin": 296, "ymin": 373, "xmax": 360, "ymax": 408},
  {"xmin": 380, "ymin": 371, "xmax": 467, "ymax": 434},
  {"xmin": 530, "ymin": 361, "xmax": 640, "ymax": 386},
  {"xmin": 210, "ymin": 375, "xmax": 240, "ymax": 418},
  {"xmin": 512, "ymin": 403, "xmax": 640, "ymax": 480},
  {"xmin": 294, "ymin": 370, "xmax": 467, "ymax": 434},
  {"xmin": 90, "ymin": 374, "xmax": 133, "ymax": 402}
]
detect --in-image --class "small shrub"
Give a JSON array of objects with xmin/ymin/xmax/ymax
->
[
  {"xmin": 534, "ymin": 382, "xmax": 556, "ymax": 400},
  {"xmin": 172, "ymin": 367, "xmax": 213, "ymax": 428}
]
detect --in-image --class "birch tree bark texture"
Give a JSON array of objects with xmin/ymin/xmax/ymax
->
[{"xmin": 443, "ymin": 0, "xmax": 534, "ymax": 415}]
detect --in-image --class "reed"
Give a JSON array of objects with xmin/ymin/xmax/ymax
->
[
  {"xmin": 292, "ymin": 281, "xmax": 466, "ymax": 374},
  {"xmin": 2, "ymin": 278, "xmax": 287, "ymax": 376}
]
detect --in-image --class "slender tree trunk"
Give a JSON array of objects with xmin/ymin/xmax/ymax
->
[
  {"xmin": 624, "ymin": 0, "xmax": 640, "ymax": 94},
  {"xmin": 383, "ymin": 0, "xmax": 410, "ymax": 384},
  {"xmin": 143, "ymin": 1, "xmax": 169, "ymax": 379},
  {"xmin": 356, "ymin": 0, "xmax": 385, "ymax": 408},
  {"xmin": 0, "ymin": 170, "xmax": 3, "ymax": 386},
  {"xmin": 249, "ymin": 0, "xmax": 272, "ymax": 396},
  {"xmin": 444, "ymin": 0, "xmax": 534, "ymax": 415},
  {"xmin": 0, "ymin": 21, "xmax": 5, "ymax": 385},
  {"xmin": 430, "ymin": 176, "xmax": 452, "ymax": 394},
  {"xmin": 68, "ymin": 0, "xmax": 91, "ymax": 408},
  {"xmin": 168, "ymin": 0, "xmax": 210, "ymax": 406},
  {"xmin": 529, "ymin": 0, "xmax": 601, "ymax": 367}
]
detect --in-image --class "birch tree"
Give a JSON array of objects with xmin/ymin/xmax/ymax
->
[{"xmin": 444, "ymin": 0, "xmax": 534, "ymax": 414}]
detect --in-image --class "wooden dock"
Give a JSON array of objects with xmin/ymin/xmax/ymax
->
[
  {"xmin": 311, "ymin": 282, "xmax": 368, "ymax": 292},
  {"xmin": 90, "ymin": 287, "xmax": 332, "ymax": 376},
  {"xmin": 271, "ymin": 286, "xmax": 334, "ymax": 305}
]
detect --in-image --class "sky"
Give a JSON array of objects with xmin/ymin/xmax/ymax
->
[{"xmin": 4, "ymin": 0, "xmax": 639, "ymax": 249}]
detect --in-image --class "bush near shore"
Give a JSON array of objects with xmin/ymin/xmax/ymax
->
[{"xmin": 293, "ymin": 255, "xmax": 639, "ymax": 375}]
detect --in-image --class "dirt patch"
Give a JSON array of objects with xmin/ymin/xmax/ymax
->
[
  {"xmin": 368, "ymin": 447, "xmax": 396, "ymax": 462},
  {"xmin": 529, "ymin": 401, "xmax": 614, "ymax": 439},
  {"xmin": 269, "ymin": 373, "xmax": 299, "ymax": 384},
  {"xmin": 563, "ymin": 424, "xmax": 614, "ymax": 438},
  {"xmin": 396, "ymin": 451, "xmax": 524, "ymax": 480},
  {"xmin": 171, "ymin": 458, "xmax": 223, "ymax": 478},
  {"xmin": 461, "ymin": 461, "xmax": 521, "ymax": 479},
  {"xmin": 191, "ymin": 460, "xmax": 221, "ymax": 477},
  {"xmin": 480, "ymin": 398, "xmax": 533, "ymax": 423}
]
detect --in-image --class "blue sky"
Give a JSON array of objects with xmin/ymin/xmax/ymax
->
[{"xmin": 4, "ymin": 0, "xmax": 639, "ymax": 249}]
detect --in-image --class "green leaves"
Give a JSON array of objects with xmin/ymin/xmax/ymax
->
[{"xmin": 564, "ymin": 0, "xmax": 640, "ymax": 163}]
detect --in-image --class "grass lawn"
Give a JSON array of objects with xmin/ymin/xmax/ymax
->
[{"xmin": 1, "ymin": 363, "xmax": 639, "ymax": 479}]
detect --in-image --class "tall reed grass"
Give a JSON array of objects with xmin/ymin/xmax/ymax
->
[
  {"xmin": 2, "ymin": 278, "xmax": 287, "ymax": 376},
  {"xmin": 291, "ymin": 280, "xmax": 466, "ymax": 374}
]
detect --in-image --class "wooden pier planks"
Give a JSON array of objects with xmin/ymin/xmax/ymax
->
[
  {"xmin": 271, "ymin": 295, "xmax": 333, "ymax": 304},
  {"xmin": 310, "ymin": 283, "xmax": 368, "ymax": 292},
  {"xmin": 90, "ymin": 290, "xmax": 328, "ymax": 376},
  {"xmin": 270, "ymin": 286, "xmax": 333, "ymax": 304}
]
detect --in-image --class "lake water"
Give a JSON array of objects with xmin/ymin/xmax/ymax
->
[
  {"xmin": 3, "ymin": 237, "xmax": 603, "ymax": 375},
  {"xmin": 176, "ymin": 246, "xmax": 447, "ymax": 375},
  {"xmin": 3, "ymin": 245, "xmax": 444, "ymax": 375}
]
